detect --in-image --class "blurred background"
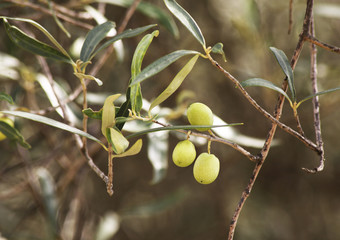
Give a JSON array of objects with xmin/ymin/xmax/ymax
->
[{"xmin": 1, "ymin": 0, "xmax": 340, "ymax": 239}]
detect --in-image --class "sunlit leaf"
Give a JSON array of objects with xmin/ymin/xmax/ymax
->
[
  {"xmin": 130, "ymin": 30, "xmax": 159, "ymax": 113},
  {"xmin": 0, "ymin": 16, "xmax": 73, "ymax": 62},
  {"xmin": 97, "ymin": 0, "xmax": 179, "ymax": 38},
  {"xmin": 107, "ymin": 128, "xmax": 129, "ymax": 154},
  {"xmin": 80, "ymin": 21, "xmax": 115, "ymax": 62},
  {"xmin": 3, "ymin": 19, "xmax": 72, "ymax": 63},
  {"xmin": 114, "ymin": 139, "xmax": 142, "ymax": 158},
  {"xmin": 241, "ymin": 78, "xmax": 291, "ymax": 103},
  {"xmin": 129, "ymin": 50, "xmax": 200, "ymax": 87},
  {"xmin": 2, "ymin": 110, "xmax": 105, "ymax": 148},
  {"xmin": 0, "ymin": 120, "xmax": 31, "ymax": 148},
  {"xmin": 83, "ymin": 108, "xmax": 103, "ymax": 120},
  {"xmin": 126, "ymin": 123, "xmax": 241, "ymax": 139},
  {"xmin": 297, "ymin": 86, "xmax": 340, "ymax": 107},
  {"xmin": 211, "ymin": 42, "xmax": 227, "ymax": 62},
  {"xmin": 269, "ymin": 47, "xmax": 295, "ymax": 101},
  {"xmin": 90, "ymin": 24, "xmax": 157, "ymax": 61},
  {"xmin": 0, "ymin": 92, "xmax": 14, "ymax": 104},
  {"xmin": 149, "ymin": 54, "xmax": 199, "ymax": 113},
  {"xmin": 101, "ymin": 94, "xmax": 120, "ymax": 136},
  {"xmin": 164, "ymin": 0, "xmax": 205, "ymax": 47}
]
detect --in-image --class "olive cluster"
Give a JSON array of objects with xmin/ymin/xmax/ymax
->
[{"xmin": 172, "ymin": 103, "xmax": 220, "ymax": 184}]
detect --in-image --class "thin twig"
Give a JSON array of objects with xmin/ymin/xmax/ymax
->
[
  {"xmin": 305, "ymin": 35, "xmax": 340, "ymax": 54},
  {"xmin": 151, "ymin": 119, "xmax": 258, "ymax": 162},
  {"xmin": 302, "ymin": 13, "xmax": 325, "ymax": 173},
  {"xmin": 3, "ymin": 0, "xmax": 93, "ymax": 29},
  {"xmin": 208, "ymin": 57, "xmax": 319, "ymax": 153},
  {"xmin": 288, "ymin": 0, "xmax": 294, "ymax": 34},
  {"xmin": 227, "ymin": 1, "xmax": 316, "ymax": 239}
]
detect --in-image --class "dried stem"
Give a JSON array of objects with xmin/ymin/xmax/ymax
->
[
  {"xmin": 288, "ymin": 0, "xmax": 294, "ymax": 34},
  {"xmin": 302, "ymin": 14, "xmax": 325, "ymax": 173}
]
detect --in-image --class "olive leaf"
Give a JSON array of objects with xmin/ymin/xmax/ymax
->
[
  {"xmin": 2, "ymin": 110, "xmax": 106, "ymax": 149},
  {"xmin": 126, "ymin": 123, "xmax": 242, "ymax": 139},
  {"xmin": 80, "ymin": 21, "xmax": 115, "ymax": 62},
  {"xmin": 130, "ymin": 30, "xmax": 159, "ymax": 113},
  {"xmin": 0, "ymin": 92, "xmax": 14, "ymax": 104},
  {"xmin": 89, "ymin": 24, "xmax": 157, "ymax": 61},
  {"xmin": 211, "ymin": 42, "xmax": 227, "ymax": 62},
  {"xmin": 97, "ymin": 0, "xmax": 179, "ymax": 38},
  {"xmin": 3, "ymin": 19, "xmax": 72, "ymax": 63},
  {"xmin": 0, "ymin": 16, "xmax": 73, "ymax": 63},
  {"xmin": 0, "ymin": 120, "xmax": 31, "ymax": 149},
  {"xmin": 241, "ymin": 78, "xmax": 292, "ymax": 104},
  {"xmin": 129, "ymin": 50, "xmax": 200, "ymax": 87},
  {"xmin": 101, "ymin": 94, "xmax": 121, "ymax": 136},
  {"xmin": 164, "ymin": 0, "xmax": 205, "ymax": 47},
  {"xmin": 83, "ymin": 108, "xmax": 103, "ymax": 120},
  {"xmin": 47, "ymin": 0, "xmax": 71, "ymax": 38},
  {"xmin": 149, "ymin": 54, "xmax": 199, "ymax": 113},
  {"xmin": 106, "ymin": 128, "xmax": 129, "ymax": 154},
  {"xmin": 296, "ymin": 86, "xmax": 340, "ymax": 108},
  {"xmin": 113, "ymin": 139, "xmax": 143, "ymax": 158},
  {"xmin": 269, "ymin": 47, "xmax": 295, "ymax": 102}
]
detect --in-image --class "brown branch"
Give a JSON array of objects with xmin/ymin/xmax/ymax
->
[
  {"xmin": 208, "ymin": 58, "xmax": 319, "ymax": 154},
  {"xmin": 288, "ymin": 0, "xmax": 294, "ymax": 34},
  {"xmin": 3, "ymin": 0, "xmax": 93, "ymax": 29},
  {"xmin": 305, "ymin": 35, "xmax": 340, "ymax": 54},
  {"xmin": 227, "ymin": 1, "xmax": 316, "ymax": 239},
  {"xmin": 302, "ymin": 13, "xmax": 325, "ymax": 173}
]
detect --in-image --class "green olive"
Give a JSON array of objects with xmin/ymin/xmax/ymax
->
[
  {"xmin": 0, "ymin": 117, "xmax": 14, "ymax": 141},
  {"xmin": 193, "ymin": 153, "xmax": 220, "ymax": 184},
  {"xmin": 172, "ymin": 140, "xmax": 196, "ymax": 167},
  {"xmin": 187, "ymin": 102, "xmax": 213, "ymax": 131}
]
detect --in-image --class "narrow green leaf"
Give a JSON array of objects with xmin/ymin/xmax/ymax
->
[
  {"xmin": 3, "ymin": 19, "xmax": 72, "ymax": 63},
  {"xmin": 47, "ymin": 0, "xmax": 71, "ymax": 38},
  {"xmin": 211, "ymin": 42, "xmax": 227, "ymax": 62},
  {"xmin": 130, "ymin": 30, "xmax": 159, "ymax": 113},
  {"xmin": 129, "ymin": 50, "xmax": 200, "ymax": 87},
  {"xmin": 149, "ymin": 54, "xmax": 199, "ymax": 113},
  {"xmin": 1, "ymin": 110, "xmax": 105, "ymax": 148},
  {"xmin": 83, "ymin": 108, "xmax": 103, "ymax": 120},
  {"xmin": 126, "ymin": 123, "xmax": 242, "ymax": 139},
  {"xmin": 115, "ymin": 91, "xmax": 131, "ymax": 131},
  {"xmin": 164, "ymin": 0, "xmax": 205, "ymax": 47},
  {"xmin": 0, "ymin": 16, "xmax": 73, "ymax": 62},
  {"xmin": 106, "ymin": 128, "xmax": 129, "ymax": 154},
  {"xmin": 269, "ymin": 47, "xmax": 295, "ymax": 101},
  {"xmin": 90, "ymin": 24, "xmax": 157, "ymax": 61},
  {"xmin": 297, "ymin": 86, "xmax": 340, "ymax": 107},
  {"xmin": 114, "ymin": 139, "xmax": 142, "ymax": 158},
  {"xmin": 97, "ymin": 0, "xmax": 179, "ymax": 38},
  {"xmin": 80, "ymin": 21, "xmax": 115, "ymax": 62},
  {"xmin": 241, "ymin": 78, "xmax": 292, "ymax": 103},
  {"xmin": 0, "ymin": 92, "xmax": 14, "ymax": 104},
  {"xmin": 0, "ymin": 120, "xmax": 31, "ymax": 148}
]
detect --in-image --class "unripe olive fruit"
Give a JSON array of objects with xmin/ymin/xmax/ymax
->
[
  {"xmin": 193, "ymin": 153, "xmax": 220, "ymax": 184},
  {"xmin": 0, "ymin": 117, "xmax": 14, "ymax": 141},
  {"xmin": 172, "ymin": 140, "xmax": 196, "ymax": 167},
  {"xmin": 187, "ymin": 102, "xmax": 213, "ymax": 131}
]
